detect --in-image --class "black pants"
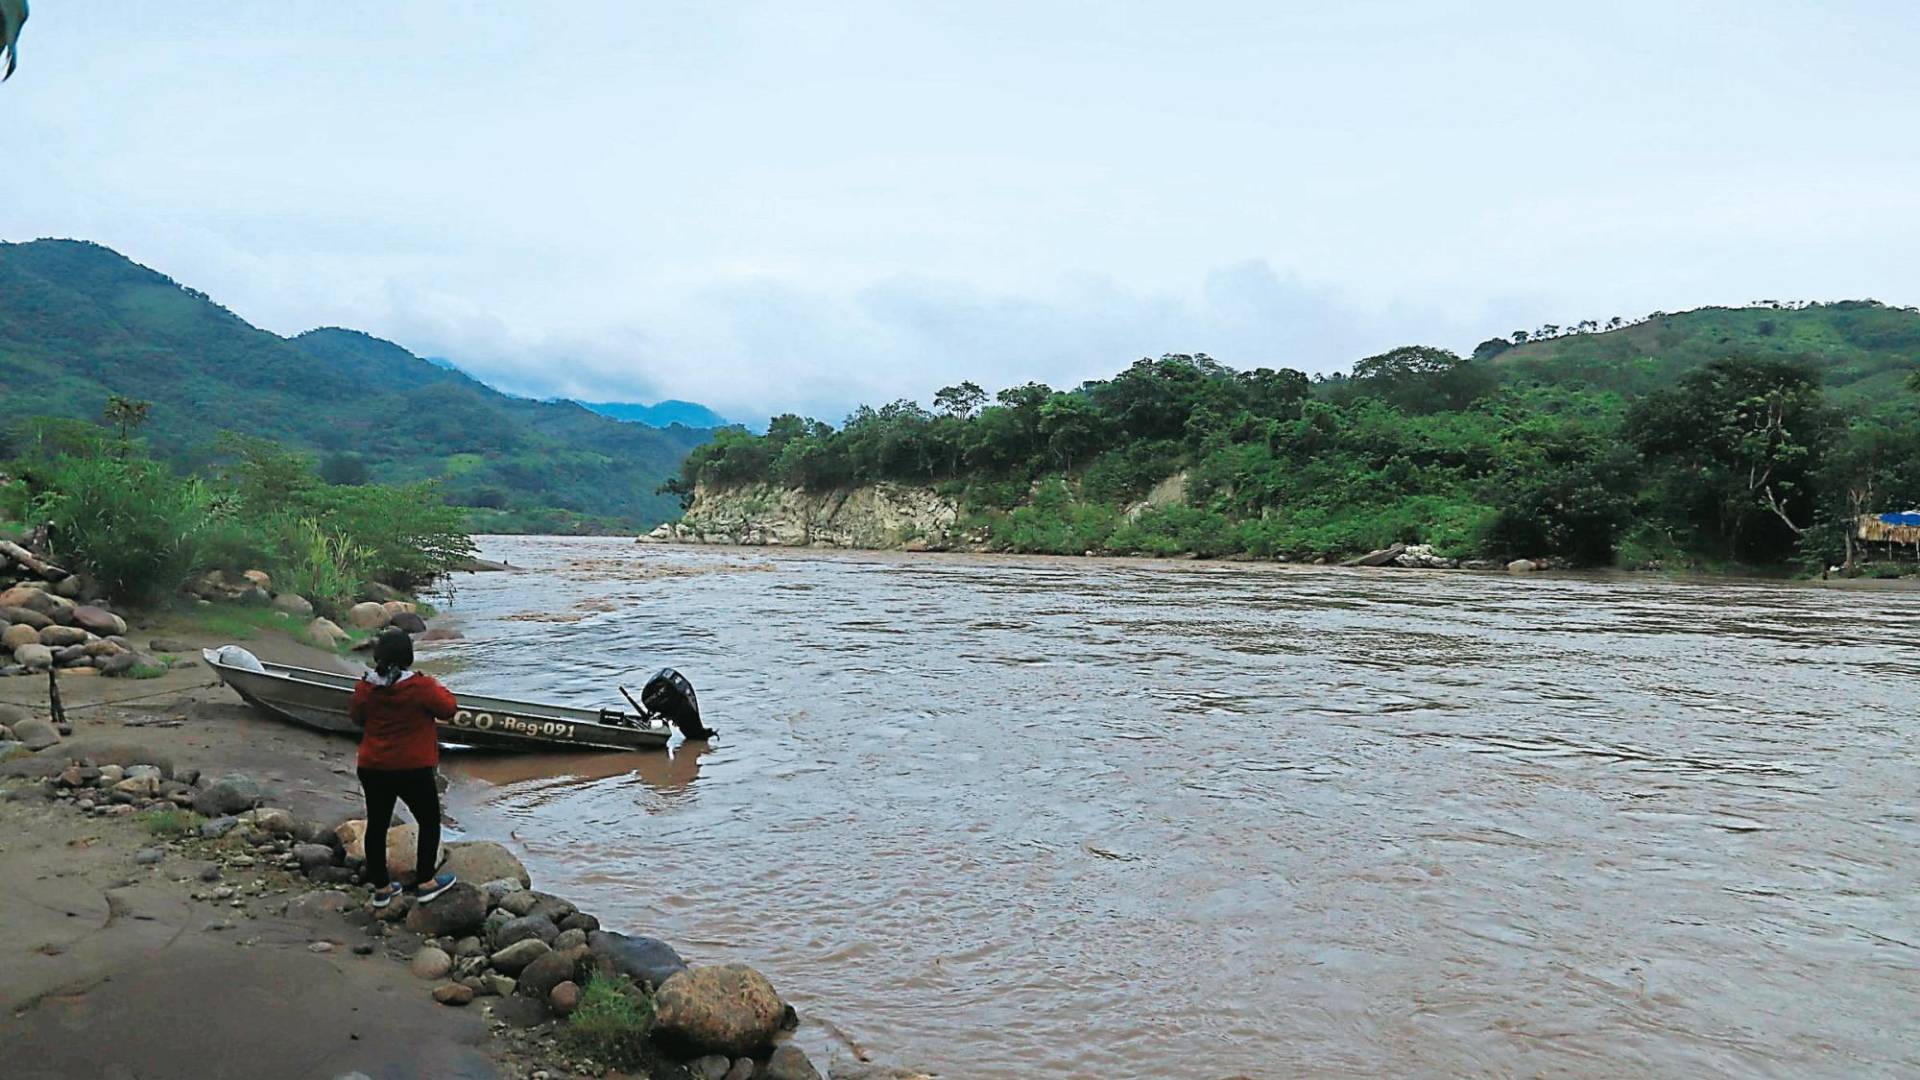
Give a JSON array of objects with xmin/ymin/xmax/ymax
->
[{"xmin": 357, "ymin": 766, "xmax": 441, "ymax": 888}]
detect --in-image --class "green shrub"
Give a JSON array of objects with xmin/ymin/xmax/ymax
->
[
  {"xmin": 566, "ymin": 974, "xmax": 655, "ymax": 1071},
  {"xmin": 138, "ymin": 807, "xmax": 201, "ymax": 837},
  {"xmin": 32, "ymin": 456, "xmax": 218, "ymax": 602}
]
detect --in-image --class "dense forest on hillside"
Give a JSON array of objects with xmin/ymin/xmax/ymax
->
[
  {"xmin": 0, "ymin": 240, "xmax": 713, "ymax": 531},
  {"xmin": 676, "ymin": 302, "xmax": 1920, "ymax": 571}
]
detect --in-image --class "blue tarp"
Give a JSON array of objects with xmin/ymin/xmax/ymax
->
[{"xmin": 1878, "ymin": 511, "xmax": 1920, "ymax": 527}]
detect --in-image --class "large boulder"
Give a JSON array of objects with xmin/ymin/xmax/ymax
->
[
  {"xmin": 409, "ymin": 946, "xmax": 454, "ymax": 980},
  {"xmin": 404, "ymin": 882, "xmax": 489, "ymax": 937},
  {"xmin": 763, "ymin": 1045, "xmax": 823, "ymax": 1080},
  {"xmin": 499, "ymin": 889, "xmax": 576, "ymax": 922},
  {"xmin": 1, "ymin": 624, "xmax": 39, "ymax": 650},
  {"xmin": 193, "ymin": 773, "xmax": 263, "ymax": 817},
  {"xmin": 335, "ymin": 819, "xmax": 424, "ymax": 880},
  {"xmin": 359, "ymin": 581, "xmax": 408, "ymax": 604},
  {"xmin": 39, "ymin": 618, "xmax": 91, "ymax": 641},
  {"xmin": 491, "ymin": 914, "xmax": 560, "ymax": 951},
  {"xmin": 69, "ymin": 606, "xmax": 127, "ymax": 637},
  {"xmin": 242, "ymin": 570, "xmax": 272, "ymax": 591},
  {"xmin": 587, "ymin": 931, "xmax": 688, "ymax": 992},
  {"xmin": 390, "ymin": 611, "xmax": 428, "ymax": 635},
  {"xmin": 11, "ymin": 716, "xmax": 61, "ymax": 751},
  {"xmin": 345, "ymin": 602, "xmax": 390, "ymax": 630},
  {"xmin": 0, "ymin": 606, "xmax": 51, "ymax": 630},
  {"xmin": 13, "ymin": 643, "xmax": 53, "ymax": 670},
  {"xmin": 381, "ymin": 600, "xmax": 418, "ymax": 619},
  {"xmin": 0, "ymin": 584, "xmax": 56, "ymax": 613},
  {"xmin": 515, "ymin": 945, "xmax": 589, "ymax": 1000},
  {"xmin": 304, "ymin": 617, "xmax": 351, "ymax": 650},
  {"xmin": 1507, "ymin": 559, "xmax": 1539, "ymax": 573},
  {"xmin": 488, "ymin": 937, "xmax": 551, "ymax": 976},
  {"xmin": 270, "ymin": 593, "xmax": 315, "ymax": 619},
  {"xmin": 441, "ymin": 841, "xmax": 531, "ymax": 889},
  {"xmin": 100, "ymin": 651, "xmax": 158, "ymax": 677},
  {"xmin": 652, "ymin": 964, "xmax": 788, "ymax": 1057}
]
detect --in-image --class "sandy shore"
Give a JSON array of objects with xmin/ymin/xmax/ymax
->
[{"xmin": 0, "ymin": 616, "xmax": 541, "ymax": 1080}]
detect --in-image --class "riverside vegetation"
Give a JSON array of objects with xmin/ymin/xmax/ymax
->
[
  {"xmin": 0, "ymin": 405, "xmax": 475, "ymax": 669},
  {"xmin": 669, "ymin": 302, "xmax": 1920, "ymax": 574}
]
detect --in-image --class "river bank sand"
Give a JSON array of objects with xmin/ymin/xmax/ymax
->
[{"xmin": 0, "ymin": 620, "xmax": 511, "ymax": 1080}]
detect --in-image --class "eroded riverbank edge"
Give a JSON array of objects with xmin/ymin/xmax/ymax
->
[{"xmin": 0, "ymin": 612, "xmax": 925, "ymax": 1080}]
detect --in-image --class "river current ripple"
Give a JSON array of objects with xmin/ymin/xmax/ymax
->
[{"xmin": 430, "ymin": 536, "xmax": 1920, "ymax": 1079}]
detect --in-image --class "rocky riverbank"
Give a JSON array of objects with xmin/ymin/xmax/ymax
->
[
  {"xmin": 645, "ymin": 483, "xmax": 969, "ymax": 551},
  {"xmin": 0, "ymin": 608, "xmax": 925, "ymax": 1080}
]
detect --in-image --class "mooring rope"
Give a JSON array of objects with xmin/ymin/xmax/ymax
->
[{"xmin": 53, "ymin": 679, "xmax": 224, "ymax": 713}]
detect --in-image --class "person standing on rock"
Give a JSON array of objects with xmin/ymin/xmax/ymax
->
[{"xmin": 350, "ymin": 626, "xmax": 459, "ymax": 907}]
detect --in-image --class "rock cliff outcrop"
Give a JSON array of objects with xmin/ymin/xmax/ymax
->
[{"xmin": 644, "ymin": 483, "xmax": 969, "ymax": 550}]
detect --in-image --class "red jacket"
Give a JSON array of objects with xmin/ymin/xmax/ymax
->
[{"xmin": 350, "ymin": 671, "xmax": 457, "ymax": 770}]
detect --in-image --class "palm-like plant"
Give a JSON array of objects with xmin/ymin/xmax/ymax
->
[{"xmin": 2, "ymin": 0, "xmax": 25, "ymax": 81}]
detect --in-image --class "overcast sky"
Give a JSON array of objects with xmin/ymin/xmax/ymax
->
[{"xmin": 6, "ymin": 2, "xmax": 1918, "ymax": 423}]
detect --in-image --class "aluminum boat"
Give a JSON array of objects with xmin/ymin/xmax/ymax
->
[{"xmin": 204, "ymin": 648, "xmax": 676, "ymax": 752}]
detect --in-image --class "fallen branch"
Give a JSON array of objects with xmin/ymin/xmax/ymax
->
[{"xmin": 0, "ymin": 538, "xmax": 68, "ymax": 581}]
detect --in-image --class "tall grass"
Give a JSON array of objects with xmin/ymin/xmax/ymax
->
[
  {"xmin": 32, "ymin": 456, "xmax": 219, "ymax": 603},
  {"xmin": 565, "ymin": 974, "xmax": 656, "ymax": 1070}
]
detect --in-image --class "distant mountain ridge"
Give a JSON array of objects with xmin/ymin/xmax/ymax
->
[
  {"xmin": 580, "ymin": 399, "xmax": 733, "ymax": 430},
  {"xmin": 0, "ymin": 239, "xmax": 716, "ymax": 531}
]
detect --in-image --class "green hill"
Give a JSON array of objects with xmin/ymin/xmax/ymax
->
[
  {"xmin": 1485, "ymin": 301, "xmax": 1920, "ymax": 404},
  {"xmin": 0, "ymin": 239, "xmax": 714, "ymax": 531}
]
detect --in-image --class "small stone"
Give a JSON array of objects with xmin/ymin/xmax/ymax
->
[
  {"xmin": 134, "ymin": 847, "xmax": 164, "ymax": 865},
  {"xmin": 488, "ymin": 937, "xmax": 551, "ymax": 976},
  {"xmin": 722, "ymin": 1060, "xmax": 755, "ymax": 1080},
  {"xmin": 548, "ymin": 980, "xmax": 581, "ymax": 1017},
  {"xmin": 252, "ymin": 807, "xmax": 295, "ymax": 835},
  {"xmin": 308, "ymin": 941, "xmax": 335, "ymax": 953},
  {"xmin": 352, "ymin": 942, "xmax": 376, "ymax": 955},
  {"xmin": 689, "ymin": 1055, "xmax": 731, "ymax": 1080},
  {"xmin": 491, "ymin": 914, "xmax": 560, "ymax": 950},
  {"xmin": 199, "ymin": 865, "xmax": 223, "ymax": 882},
  {"xmin": 433, "ymin": 982, "xmax": 475, "ymax": 1006},
  {"xmin": 485, "ymin": 973, "xmax": 517, "ymax": 998},
  {"xmin": 293, "ymin": 843, "xmax": 337, "ymax": 874},
  {"xmin": 410, "ymin": 946, "xmax": 454, "ymax": 980}
]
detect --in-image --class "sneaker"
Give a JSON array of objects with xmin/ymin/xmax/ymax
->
[
  {"xmin": 415, "ymin": 872, "xmax": 458, "ymax": 904},
  {"xmin": 370, "ymin": 883, "xmax": 403, "ymax": 909}
]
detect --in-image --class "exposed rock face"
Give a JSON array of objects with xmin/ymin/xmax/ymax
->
[
  {"xmin": 651, "ymin": 963, "xmax": 788, "ymax": 1057},
  {"xmin": 650, "ymin": 482, "xmax": 964, "ymax": 550}
]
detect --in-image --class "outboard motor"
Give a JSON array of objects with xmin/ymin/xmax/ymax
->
[{"xmin": 641, "ymin": 668, "xmax": 715, "ymax": 740}]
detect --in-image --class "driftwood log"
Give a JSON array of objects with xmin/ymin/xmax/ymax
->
[{"xmin": 0, "ymin": 538, "xmax": 68, "ymax": 581}]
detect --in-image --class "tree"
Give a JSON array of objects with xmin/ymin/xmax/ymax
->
[
  {"xmin": 933, "ymin": 381, "xmax": 986, "ymax": 419},
  {"xmin": 1349, "ymin": 346, "xmax": 1495, "ymax": 414},
  {"xmin": 1037, "ymin": 393, "xmax": 1108, "ymax": 472},
  {"xmin": 102, "ymin": 394, "xmax": 153, "ymax": 456},
  {"xmin": 1627, "ymin": 356, "xmax": 1836, "ymax": 560},
  {"xmin": 1472, "ymin": 337, "xmax": 1514, "ymax": 361},
  {"xmin": 1511, "ymin": 330, "xmax": 1530, "ymax": 344},
  {"xmin": 319, "ymin": 452, "xmax": 370, "ymax": 486}
]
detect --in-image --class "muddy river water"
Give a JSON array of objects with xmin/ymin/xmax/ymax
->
[{"xmin": 429, "ymin": 536, "xmax": 1919, "ymax": 1078}]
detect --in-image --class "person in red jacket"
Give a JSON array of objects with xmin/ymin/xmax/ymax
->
[{"xmin": 350, "ymin": 627, "xmax": 460, "ymax": 907}]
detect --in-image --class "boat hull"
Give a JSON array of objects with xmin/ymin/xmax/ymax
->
[{"xmin": 204, "ymin": 650, "xmax": 673, "ymax": 752}]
